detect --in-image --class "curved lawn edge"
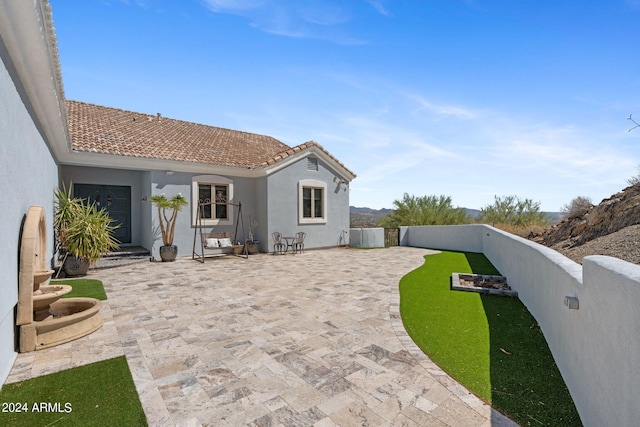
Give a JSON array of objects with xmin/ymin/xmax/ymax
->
[{"xmin": 398, "ymin": 250, "xmax": 582, "ymax": 426}]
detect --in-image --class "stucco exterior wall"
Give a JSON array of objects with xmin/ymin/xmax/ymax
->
[
  {"xmin": 253, "ymin": 176, "xmax": 269, "ymax": 251},
  {"xmin": 150, "ymin": 171, "xmax": 190, "ymax": 257},
  {"xmin": 0, "ymin": 43, "xmax": 60, "ymax": 383},
  {"xmin": 266, "ymin": 157, "xmax": 350, "ymax": 251},
  {"xmin": 402, "ymin": 225, "xmax": 640, "ymax": 426},
  {"xmin": 61, "ymin": 160, "xmax": 351, "ymax": 259},
  {"xmin": 140, "ymin": 171, "xmax": 154, "ymax": 253},
  {"xmin": 147, "ymin": 172, "xmax": 261, "ymax": 259},
  {"xmin": 60, "ymin": 165, "xmax": 147, "ymax": 247},
  {"xmin": 231, "ymin": 175, "xmax": 259, "ymax": 246}
]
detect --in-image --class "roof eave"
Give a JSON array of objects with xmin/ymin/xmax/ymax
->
[
  {"xmin": 60, "ymin": 150, "xmax": 264, "ymax": 178},
  {"xmin": 0, "ymin": 0, "xmax": 70, "ymax": 158}
]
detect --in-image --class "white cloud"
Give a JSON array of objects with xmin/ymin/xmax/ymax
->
[
  {"xmin": 199, "ymin": 0, "xmax": 368, "ymax": 44},
  {"xmin": 342, "ymin": 93, "xmax": 637, "ymax": 209},
  {"xmin": 366, "ymin": 0, "xmax": 390, "ymax": 16},
  {"xmin": 333, "ymin": 111, "xmax": 459, "ymax": 185},
  {"xmin": 134, "ymin": 0, "xmax": 152, "ymax": 7},
  {"xmin": 404, "ymin": 92, "xmax": 481, "ymax": 120},
  {"xmin": 202, "ymin": 0, "xmax": 266, "ymax": 12},
  {"xmin": 483, "ymin": 122, "xmax": 635, "ymax": 186},
  {"xmin": 188, "ymin": 64, "xmax": 638, "ymax": 210},
  {"xmin": 297, "ymin": 2, "xmax": 351, "ymax": 26}
]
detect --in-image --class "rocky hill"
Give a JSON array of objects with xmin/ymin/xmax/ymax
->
[
  {"xmin": 350, "ymin": 206, "xmax": 393, "ymax": 227},
  {"xmin": 534, "ymin": 184, "xmax": 640, "ymax": 264}
]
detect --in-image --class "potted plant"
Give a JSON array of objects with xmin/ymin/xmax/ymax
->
[
  {"xmin": 246, "ymin": 241, "xmax": 260, "ymax": 255},
  {"xmin": 246, "ymin": 214, "xmax": 260, "ymax": 254},
  {"xmin": 149, "ymin": 193, "xmax": 188, "ymax": 262},
  {"xmin": 54, "ymin": 185, "xmax": 120, "ymax": 276}
]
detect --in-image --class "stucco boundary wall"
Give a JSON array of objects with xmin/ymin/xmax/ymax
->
[
  {"xmin": 349, "ymin": 228, "xmax": 385, "ymax": 248},
  {"xmin": 399, "ymin": 224, "xmax": 640, "ymax": 427}
]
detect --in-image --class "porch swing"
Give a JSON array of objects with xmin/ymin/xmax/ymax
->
[{"xmin": 192, "ymin": 197, "xmax": 248, "ymax": 262}]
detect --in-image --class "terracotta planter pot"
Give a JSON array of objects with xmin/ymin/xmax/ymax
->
[
  {"xmin": 63, "ymin": 256, "xmax": 90, "ymax": 277},
  {"xmin": 159, "ymin": 245, "xmax": 178, "ymax": 262}
]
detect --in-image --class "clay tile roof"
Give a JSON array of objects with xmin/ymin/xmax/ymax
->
[{"xmin": 66, "ymin": 100, "xmax": 291, "ymax": 169}]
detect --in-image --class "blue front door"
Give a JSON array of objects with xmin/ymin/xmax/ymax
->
[{"xmin": 74, "ymin": 184, "xmax": 132, "ymax": 244}]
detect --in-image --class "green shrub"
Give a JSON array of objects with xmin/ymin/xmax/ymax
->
[
  {"xmin": 380, "ymin": 193, "xmax": 470, "ymax": 228},
  {"xmin": 560, "ymin": 196, "xmax": 593, "ymax": 218},
  {"xmin": 54, "ymin": 185, "xmax": 120, "ymax": 264},
  {"xmin": 477, "ymin": 195, "xmax": 548, "ymax": 227}
]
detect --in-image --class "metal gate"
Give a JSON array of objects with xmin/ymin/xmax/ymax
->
[{"xmin": 384, "ymin": 228, "xmax": 399, "ymax": 247}]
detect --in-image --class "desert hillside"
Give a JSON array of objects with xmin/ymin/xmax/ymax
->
[{"xmin": 534, "ymin": 184, "xmax": 640, "ymax": 264}]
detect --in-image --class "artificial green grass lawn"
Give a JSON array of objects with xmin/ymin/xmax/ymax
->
[
  {"xmin": 52, "ymin": 278, "xmax": 108, "ymax": 300},
  {"xmin": 400, "ymin": 251, "xmax": 582, "ymax": 426},
  {"xmin": 0, "ymin": 279, "xmax": 146, "ymax": 425},
  {"xmin": 0, "ymin": 356, "xmax": 147, "ymax": 426}
]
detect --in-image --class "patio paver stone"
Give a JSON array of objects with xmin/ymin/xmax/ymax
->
[{"xmin": 5, "ymin": 247, "xmax": 516, "ymax": 426}]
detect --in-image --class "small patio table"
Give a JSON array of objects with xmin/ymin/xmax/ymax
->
[{"xmin": 282, "ymin": 236, "xmax": 297, "ymax": 253}]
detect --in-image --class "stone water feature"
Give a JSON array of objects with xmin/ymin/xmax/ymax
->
[
  {"xmin": 17, "ymin": 206, "xmax": 103, "ymax": 352},
  {"xmin": 451, "ymin": 272, "xmax": 518, "ymax": 297}
]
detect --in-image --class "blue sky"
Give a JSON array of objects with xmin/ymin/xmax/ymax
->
[{"xmin": 51, "ymin": 0, "xmax": 640, "ymax": 210}]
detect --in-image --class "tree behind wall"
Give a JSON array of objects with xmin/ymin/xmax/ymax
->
[
  {"xmin": 380, "ymin": 193, "xmax": 470, "ymax": 228},
  {"xmin": 477, "ymin": 195, "xmax": 549, "ymax": 227}
]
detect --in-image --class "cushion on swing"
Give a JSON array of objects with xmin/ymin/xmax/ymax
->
[
  {"xmin": 205, "ymin": 238, "xmax": 219, "ymax": 248},
  {"xmin": 218, "ymin": 238, "xmax": 233, "ymax": 247}
]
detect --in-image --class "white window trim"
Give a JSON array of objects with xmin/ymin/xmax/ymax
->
[
  {"xmin": 298, "ymin": 179, "xmax": 327, "ymax": 224},
  {"xmin": 192, "ymin": 175, "xmax": 234, "ymax": 226}
]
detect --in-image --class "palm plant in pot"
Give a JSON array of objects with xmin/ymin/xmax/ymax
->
[
  {"xmin": 54, "ymin": 185, "xmax": 120, "ymax": 276},
  {"xmin": 149, "ymin": 193, "xmax": 188, "ymax": 262}
]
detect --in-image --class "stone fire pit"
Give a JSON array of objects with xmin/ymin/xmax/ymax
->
[{"xmin": 451, "ymin": 273, "xmax": 517, "ymax": 297}]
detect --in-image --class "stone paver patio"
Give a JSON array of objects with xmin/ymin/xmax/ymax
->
[{"xmin": 6, "ymin": 247, "xmax": 516, "ymax": 426}]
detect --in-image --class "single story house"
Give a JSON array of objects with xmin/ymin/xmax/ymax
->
[
  {"xmin": 0, "ymin": 0, "xmax": 354, "ymax": 385},
  {"xmin": 62, "ymin": 101, "xmax": 356, "ymax": 257}
]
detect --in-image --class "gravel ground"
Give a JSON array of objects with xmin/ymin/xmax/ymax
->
[{"xmin": 550, "ymin": 224, "xmax": 640, "ymax": 265}]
